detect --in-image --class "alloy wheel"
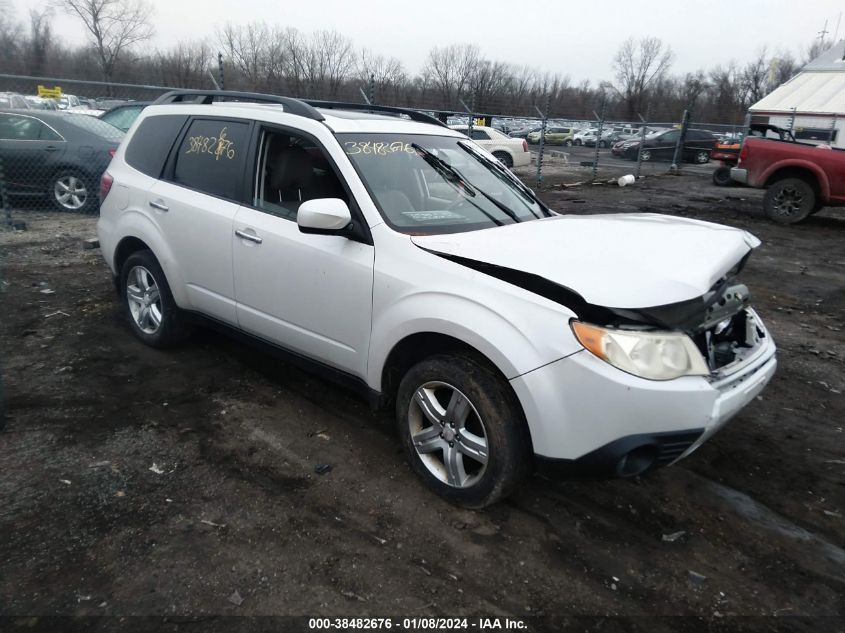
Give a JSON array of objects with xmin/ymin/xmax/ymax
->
[
  {"xmin": 408, "ymin": 381, "xmax": 488, "ymax": 488},
  {"xmin": 772, "ymin": 186, "xmax": 805, "ymax": 218},
  {"xmin": 54, "ymin": 175, "xmax": 88, "ymax": 211},
  {"xmin": 126, "ymin": 265, "xmax": 163, "ymax": 334}
]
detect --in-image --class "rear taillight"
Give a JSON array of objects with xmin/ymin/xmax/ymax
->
[
  {"xmin": 108, "ymin": 148, "xmax": 116, "ymax": 158},
  {"xmin": 522, "ymin": 139, "xmax": 528, "ymax": 152},
  {"xmin": 738, "ymin": 144, "xmax": 749, "ymax": 165},
  {"xmin": 100, "ymin": 171, "xmax": 114, "ymax": 203}
]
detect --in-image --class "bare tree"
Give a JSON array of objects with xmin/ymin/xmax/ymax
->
[
  {"xmin": 218, "ymin": 21, "xmax": 269, "ymax": 90},
  {"xmin": 612, "ymin": 37, "xmax": 674, "ymax": 118},
  {"xmin": 769, "ymin": 51, "xmax": 798, "ymax": 88},
  {"xmin": 422, "ymin": 44, "xmax": 481, "ymax": 109},
  {"xmin": 154, "ymin": 40, "xmax": 211, "ymax": 88},
  {"xmin": 803, "ymin": 37, "xmax": 833, "ymax": 65},
  {"xmin": 357, "ymin": 48, "xmax": 406, "ymax": 102},
  {"xmin": 739, "ymin": 47, "xmax": 770, "ymax": 107},
  {"xmin": 0, "ymin": 2, "xmax": 22, "ymax": 72},
  {"xmin": 53, "ymin": 0, "xmax": 154, "ymax": 82},
  {"xmin": 26, "ymin": 8, "xmax": 52, "ymax": 76}
]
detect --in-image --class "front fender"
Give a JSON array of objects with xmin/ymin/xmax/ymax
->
[{"xmin": 367, "ymin": 288, "xmax": 580, "ymax": 390}]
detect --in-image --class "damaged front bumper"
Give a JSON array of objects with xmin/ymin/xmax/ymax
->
[{"xmin": 512, "ymin": 309, "xmax": 776, "ymax": 475}]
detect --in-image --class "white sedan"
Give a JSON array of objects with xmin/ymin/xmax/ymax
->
[{"xmin": 450, "ymin": 125, "xmax": 531, "ymax": 168}]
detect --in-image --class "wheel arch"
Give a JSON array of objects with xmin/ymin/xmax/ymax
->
[
  {"xmin": 380, "ymin": 331, "xmax": 535, "ymax": 454},
  {"xmin": 109, "ymin": 213, "xmax": 189, "ymax": 307},
  {"xmin": 763, "ymin": 162, "xmax": 827, "ymax": 200}
]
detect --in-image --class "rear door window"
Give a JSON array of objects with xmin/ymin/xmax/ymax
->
[{"xmin": 171, "ymin": 118, "xmax": 251, "ymax": 200}]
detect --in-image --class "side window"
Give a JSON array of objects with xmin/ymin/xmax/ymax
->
[
  {"xmin": 0, "ymin": 114, "xmax": 41, "ymax": 140},
  {"xmin": 254, "ymin": 129, "xmax": 348, "ymax": 221},
  {"xmin": 470, "ymin": 129, "xmax": 490, "ymax": 141},
  {"xmin": 171, "ymin": 118, "xmax": 250, "ymax": 200},
  {"xmin": 126, "ymin": 115, "xmax": 188, "ymax": 178},
  {"xmin": 39, "ymin": 123, "xmax": 62, "ymax": 141},
  {"xmin": 662, "ymin": 131, "xmax": 680, "ymax": 143}
]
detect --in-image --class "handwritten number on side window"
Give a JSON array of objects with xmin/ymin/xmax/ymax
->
[{"xmin": 185, "ymin": 126, "xmax": 236, "ymax": 160}]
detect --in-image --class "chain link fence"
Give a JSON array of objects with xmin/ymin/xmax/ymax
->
[{"xmin": 1, "ymin": 73, "xmax": 741, "ymax": 228}]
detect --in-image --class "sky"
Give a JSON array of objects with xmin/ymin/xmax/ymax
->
[{"xmin": 5, "ymin": 0, "xmax": 844, "ymax": 83}]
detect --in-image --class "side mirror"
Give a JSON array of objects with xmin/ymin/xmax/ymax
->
[{"xmin": 297, "ymin": 198, "xmax": 352, "ymax": 236}]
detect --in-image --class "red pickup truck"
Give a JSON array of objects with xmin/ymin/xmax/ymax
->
[{"xmin": 730, "ymin": 137, "xmax": 845, "ymax": 224}]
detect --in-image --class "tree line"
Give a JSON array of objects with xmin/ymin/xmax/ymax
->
[{"xmin": 0, "ymin": 1, "xmax": 834, "ymax": 124}]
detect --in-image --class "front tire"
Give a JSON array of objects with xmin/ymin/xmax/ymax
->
[
  {"xmin": 120, "ymin": 250, "xmax": 190, "ymax": 347},
  {"xmin": 640, "ymin": 149, "xmax": 652, "ymax": 161},
  {"xmin": 764, "ymin": 178, "xmax": 816, "ymax": 224},
  {"xmin": 694, "ymin": 150, "xmax": 710, "ymax": 164},
  {"xmin": 396, "ymin": 354, "xmax": 531, "ymax": 508},
  {"xmin": 712, "ymin": 166, "xmax": 733, "ymax": 186}
]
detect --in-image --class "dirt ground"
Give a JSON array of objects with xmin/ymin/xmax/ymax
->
[{"xmin": 1, "ymin": 171, "xmax": 843, "ymax": 632}]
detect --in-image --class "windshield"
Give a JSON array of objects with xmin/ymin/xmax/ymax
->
[{"xmin": 340, "ymin": 133, "xmax": 549, "ymax": 235}]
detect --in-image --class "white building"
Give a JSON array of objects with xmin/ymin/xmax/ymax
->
[{"xmin": 749, "ymin": 41, "xmax": 845, "ymax": 148}]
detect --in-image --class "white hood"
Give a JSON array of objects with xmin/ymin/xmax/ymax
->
[{"xmin": 412, "ymin": 213, "xmax": 760, "ymax": 309}]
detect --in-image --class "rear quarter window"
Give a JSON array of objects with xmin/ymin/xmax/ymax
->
[{"xmin": 125, "ymin": 114, "xmax": 188, "ymax": 178}]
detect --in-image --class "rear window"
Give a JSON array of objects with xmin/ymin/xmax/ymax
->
[
  {"xmin": 125, "ymin": 115, "xmax": 188, "ymax": 178},
  {"xmin": 64, "ymin": 115, "xmax": 126, "ymax": 141}
]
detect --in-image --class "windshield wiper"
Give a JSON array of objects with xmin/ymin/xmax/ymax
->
[
  {"xmin": 411, "ymin": 143, "xmax": 523, "ymax": 224},
  {"xmin": 411, "ymin": 143, "xmax": 477, "ymax": 196},
  {"xmin": 411, "ymin": 143, "xmax": 506, "ymax": 226},
  {"xmin": 457, "ymin": 141, "xmax": 548, "ymax": 218}
]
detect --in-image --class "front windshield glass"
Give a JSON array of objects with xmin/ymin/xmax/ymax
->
[{"xmin": 339, "ymin": 133, "xmax": 549, "ymax": 235}]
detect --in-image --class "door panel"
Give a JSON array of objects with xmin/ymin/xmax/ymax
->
[
  {"xmin": 232, "ymin": 206, "xmax": 374, "ymax": 376},
  {"xmin": 146, "ymin": 179, "xmax": 239, "ymax": 323}
]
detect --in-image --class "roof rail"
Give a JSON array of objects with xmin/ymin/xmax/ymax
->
[
  {"xmin": 153, "ymin": 90, "xmax": 324, "ymax": 121},
  {"xmin": 303, "ymin": 100, "xmax": 448, "ymax": 128}
]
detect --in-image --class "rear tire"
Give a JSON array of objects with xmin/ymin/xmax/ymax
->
[
  {"xmin": 694, "ymin": 150, "xmax": 710, "ymax": 164},
  {"xmin": 492, "ymin": 151, "xmax": 513, "ymax": 168},
  {"xmin": 764, "ymin": 178, "xmax": 816, "ymax": 224},
  {"xmin": 396, "ymin": 354, "xmax": 531, "ymax": 508},
  {"xmin": 712, "ymin": 166, "xmax": 733, "ymax": 186},
  {"xmin": 50, "ymin": 170, "xmax": 96, "ymax": 214},
  {"xmin": 120, "ymin": 250, "xmax": 191, "ymax": 347}
]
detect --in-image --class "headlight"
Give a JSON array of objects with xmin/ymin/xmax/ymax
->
[{"xmin": 571, "ymin": 321, "xmax": 710, "ymax": 381}]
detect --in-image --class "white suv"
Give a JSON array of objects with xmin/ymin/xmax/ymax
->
[{"xmin": 98, "ymin": 90, "xmax": 777, "ymax": 507}]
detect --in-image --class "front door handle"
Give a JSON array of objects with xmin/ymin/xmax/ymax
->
[
  {"xmin": 44, "ymin": 146, "xmax": 60, "ymax": 152},
  {"xmin": 149, "ymin": 200, "xmax": 169, "ymax": 212},
  {"xmin": 235, "ymin": 228, "xmax": 263, "ymax": 244}
]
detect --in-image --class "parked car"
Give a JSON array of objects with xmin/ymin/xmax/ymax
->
[
  {"xmin": 0, "ymin": 109, "xmax": 123, "ymax": 213},
  {"xmin": 450, "ymin": 125, "xmax": 530, "ymax": 168},
  {"xmin": 0, "ymin": 92, "xmax": 30, "ymax": 109},
  {"xmin": 731, "ymin": 131, "xmax": 845, "ymax": 223},
  {"xmin": 98, "ymin": 90, "xmax": 776, "ymax": 507},
  {"xmin": 509, "ymin": 124, "xmax": 542, "ymax": 139},
  {"xmin": 582, "ymin": 128, "xmax": 616, "ymax": 148},
  {"xmin": 57, "ymin": 94, "xmax": 82, "ymax": 110},
  {"xmin": 527, "ymin": 126, "xmax": 576, "ymax": 146},
  {"xmin": 100, "ymin": 101, "xmax": 150, "ymax": 132},
  {"xmin": 24, "ymin": 96, "xmax": 59, "ymax": 110},
  {"xmin": 616, "ymin": 129, "xmax": 717, "ymax": 163}
]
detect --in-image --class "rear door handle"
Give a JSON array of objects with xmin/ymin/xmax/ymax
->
[
  {"xmin": 44, "ymin": 146, "xmax": 59, "ymax": 152},
  {"xmin": 235, "ymin": 228, "xmax": 263, "ymax": 244},
  {"xmin": 149, "ymin": 200, "xmax": 169, "ymax": 212}
]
